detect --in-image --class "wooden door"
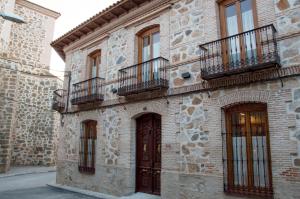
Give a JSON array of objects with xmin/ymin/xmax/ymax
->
[
  {"xmin": 225, "ymin": 103, "xmax": 273, "ymax": 195},
  {"xmin": 136, "ymin": 113, "xmax": 161, "ymax": 195},
  {"xmin": 219, "ymin": 0, "xmax": 260, "ymax": 69}
]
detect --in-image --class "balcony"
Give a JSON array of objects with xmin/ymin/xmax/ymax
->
[
  {"xmin": 200, "ymin": 24, "xmax": 280, "ymax": 80},
  {"xmin": 52, "ymin": 89, "xmax": 66, "ymax": 113},
  {"xmin": 71, "ymin": 77, "xmax": 104, "ymax": 105},
  {"xmin": 117, "ymin": 57, "xmax": 169, "ymax": 96}
]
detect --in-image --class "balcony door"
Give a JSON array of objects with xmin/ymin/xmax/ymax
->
[
  {"xmin": 138, "ymin": 26, "xmax": 160, "ymax": 83},
  {"xmin": 88, "ymin": 50, "xmax": 100, "ymax": 95},
  {"xmin": 220, "ymin": 0, "xmax": 259, "ymax": 69}
]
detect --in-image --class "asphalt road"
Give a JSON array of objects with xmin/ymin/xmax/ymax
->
[{"xmin": 0, "ymin": 172, "xmax": 98, "ymax": 199}]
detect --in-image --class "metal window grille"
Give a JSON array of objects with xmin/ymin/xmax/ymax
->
[
  {"xmin": 222, "ymin": 103, "xmax": 273, "ymax": 197},
  {"xmin": 79, "ymin": 120, "xmax": 97, "ymax": 174}
]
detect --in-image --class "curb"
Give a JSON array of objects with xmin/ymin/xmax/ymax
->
[
  {"xmin": 47, "ymin": 183, "xmax": 118, "ymax": 199},
  {"xmin": 0, "ymin": 169, "xmax": 56, "ymax": 179}
]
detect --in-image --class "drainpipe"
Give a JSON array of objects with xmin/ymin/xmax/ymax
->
[{"xmin": 65, "ymin": 71, "xmax": 71, "ymax": 113}]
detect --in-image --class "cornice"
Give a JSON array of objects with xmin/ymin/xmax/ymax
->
[
  {"xmin": 56, "ymin": 0, "xmax": 172, "ymax": 58},
  {"xmin": 16, "ymin": 0, "xmax": 60, "ymax": 19}
]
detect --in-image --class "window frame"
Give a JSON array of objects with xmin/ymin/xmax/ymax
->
[
  {"xmin": 224, "ymin": 103, "xmax": 273, "ymax": 197},
  {"xmin": 218, "ymin": 0, "xmax": 261, "ymax": 69},
  {"xmin": 137, "ymin": 25, "xmax": 160, "ymax": 82},
  {"xmin": 219, "ymin": 0, "xmax": 259, "ymax": 38},
  {"xmin": 79, "ymin": 120, "xmax": 97, "ymax": 174},
  {"xmin": 87, "ymin": 50, "xmax": 101, "ymax": 79}
]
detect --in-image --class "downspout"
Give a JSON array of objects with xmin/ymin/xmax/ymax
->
[{"xmin": 65, "ymin": 71, "xmax": 72, "ymax": 113}]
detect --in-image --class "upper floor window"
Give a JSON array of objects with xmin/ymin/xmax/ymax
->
[
  {"xmin": 138, "ymin": 25, "xmax": 160, "ymax": 63},
  {"xmin": 220, "ymin": 0, "xmax": 258, "ymax": 37},
  {"xmin": 88, "ymin": 50, "xmax": 101, "ymax": 79},
  {"xmin": 137, "ymin": 25, "xmax": 160, "ymax": 82},
  {"xmin": 200, "ymin": 0, "xmax": 279, "ymax": 80},
  {"xmin": 79, "ymin": 120, "xmax": 97, "ymax": 174}
]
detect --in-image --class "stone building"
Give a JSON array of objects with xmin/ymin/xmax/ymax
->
[
  {"xmin": 0, "ymin": 0, "xmax": 62, "ymax": 173},
  {"xmin": 51, "ymin": 0, "xmax": 300, "ymax": 198}
]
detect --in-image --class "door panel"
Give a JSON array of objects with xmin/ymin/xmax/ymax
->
[{"xmin": 136, "ymin": 114, "xmax": 161, "ymax": 195}]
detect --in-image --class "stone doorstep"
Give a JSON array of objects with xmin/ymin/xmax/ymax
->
[{"xmin": 47, "ymin": 183, "xmax": 161, "ymax": 199}]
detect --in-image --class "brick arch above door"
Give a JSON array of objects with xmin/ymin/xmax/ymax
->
[
  {"xmin": 126, "ymin": 99, "xmax": 169, "ymax": 120},
  {"xmin": 217, "ymin": 90, "xmax": 271, "ymax": 108}
]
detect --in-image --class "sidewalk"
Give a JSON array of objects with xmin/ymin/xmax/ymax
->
[
  {"xmin": 0, "ymin": 166, "xmax": 56, "ymax": 178},
  {"xmin": 48, "ymin": 183, "xmax": 161, "ymax": 199}
]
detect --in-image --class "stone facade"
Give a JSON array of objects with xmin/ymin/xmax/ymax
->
[
  {"xmin": 54, "ymin": 0, "xmax": 300, "ymax": 198},
  {"xmin": 0, "ymin": 0, "xmax": 61, "ymax": 172}
]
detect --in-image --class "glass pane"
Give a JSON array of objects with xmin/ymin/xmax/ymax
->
[
  {"xmin": 250, "ymin": 112, "xmax": 269, "ymax": 188},
  {"xmin": 142, "ymin": 36, "xmax": 151, "ymax": 62},
  {"xmin": 80, "ymin": 124, "xmax": 85, "ymax": 165},
  {"xmin": 231, "ymin": 112, "xmax": 247, "ymax": 186},
  {"xmin": 241, "ymin": 0, "xmax": 254, "ymax": 31},
  {"xmin": 142, "ymin": 36, "xmax": 151, "ymax": 82},
  {"xmin": 226, "ymin": 4, "xmax": 240, "ymax": 67},
  {"xmin": 152, "ymin": 32, "xmax": 160, "ymax": 58},
  {"xmin": 241, "ymin": 0, "xmax": 257, "ymax": 64},
  {"xmin": 152, "ymin": 32, "xmax": 160, "ymax": 80},
  {"xmin": 252, "ymin": 136, "xmax": 269, "ymax": 187}
]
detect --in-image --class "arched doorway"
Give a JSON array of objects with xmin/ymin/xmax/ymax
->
[
  {"xmin": 136, "ymin": 113, "xmax": 161, "ymax": 195},
  {"xmin": 223, "ymin": 103, "xmax": 273, "ymax": 197}
]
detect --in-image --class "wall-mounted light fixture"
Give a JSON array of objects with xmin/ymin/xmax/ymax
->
[
  {"xmin": 181, "ymin": 72, "xmax": 191, "ymax": 79},
  {"xmin": 111, "ymin": 88, "xmax": 118, "ymax": 94},
  {"xmin": 0, "ymin": 12, "xmax": 25, "ymax": 24}
]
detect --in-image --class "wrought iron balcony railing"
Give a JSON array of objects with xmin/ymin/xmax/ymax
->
[
  {"xmin": 52, "ymin": 89, "xmax": 66, "ymax": 113},
  {"xmin": 71, "ymin": 77, "xmax": 104, "ymax": 105},
  {"xmin": 200, "ymin": 24, "xmax": 280, "ymax": 80},
  {"xmin": 117, "ymin": 57, "xmax": 169, "ymax": 96}
]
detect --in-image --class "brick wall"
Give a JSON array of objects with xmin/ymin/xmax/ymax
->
[{"xmin": 57, "ymin": 0, "xmax": 300, "ymax": 198}]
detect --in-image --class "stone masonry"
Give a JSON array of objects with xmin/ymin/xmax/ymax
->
[
  {"xmin": 0, "ymin": 0, "xmax": 61, "ymax": 172},
  {"xmin": 53, "ymin": 0, "xmax": 300, "ymax": 198}
]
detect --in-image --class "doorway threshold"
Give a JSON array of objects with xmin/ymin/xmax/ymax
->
[{"xmin": 120, "ymin": 192, "xmax": 161, "ymax": 199}]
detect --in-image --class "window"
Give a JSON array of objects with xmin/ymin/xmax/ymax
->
[
  {"xmin": 137, "ymin": 25, "xmax": 160, "ymax": 82},
  {"xmin": 79, "ymin": 120, "xmax": 97, "ymax": 174},
  {"xmin": 219, "ymin": 0, "xmax": 260, "ymax": 67},
  {"xmin": 223, "ymin": 103, "xmax": 273, "ymax": 197},
  {"xmin": 87, "ymin": 50, "xmax": 101, "ymax": 95},
  {"xmin": 88, "ymin": 50, "xmax": 101, "ymax": 79}
]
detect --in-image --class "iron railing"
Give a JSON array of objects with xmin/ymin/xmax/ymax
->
[
  {"xmin": 52, "ymin": 89, "xmax": 66, "ymax": 113},
  {"xmin": 200, "ymin": 24, "xmax": 280, "ymax": 80},
  {"xmin": 71, "ymin": 77, "xmax": 104, "ymax": 105},
  {"xmin": 118, "ymin": 57, "xmax": 169, "ymax": 96}
]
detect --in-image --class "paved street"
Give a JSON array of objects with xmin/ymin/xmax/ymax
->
[{"xmin": 0, "ymin": 172, "xmax": 98, "ymax": 199}]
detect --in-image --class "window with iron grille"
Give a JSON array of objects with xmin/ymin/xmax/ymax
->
[
  {"xmin": 222, "ymin": 103, "xmax": 273, "ymax": 197},
  {"xmin": 79, "ymin": 120, "xmax": 97, "ymax": 174}
]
